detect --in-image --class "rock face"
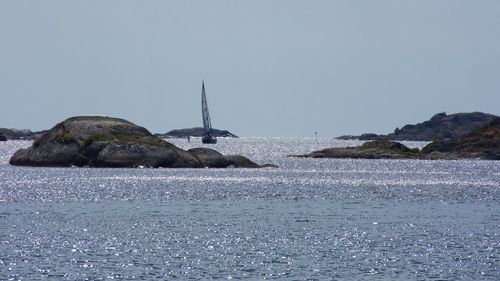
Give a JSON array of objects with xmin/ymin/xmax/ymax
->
[
  {"xmin": 0, "ymin": 133, "xmax": 6, "ymax": 141},
  {"xmin": 296, "ymin": 118, "xmax": 500, "ymax": 160},
  {"xmin": 187, "ymin": 148, "xmax": 265, "ymax": 168},
  {"xmin": 336, "ymin": 112, "xmax": 498, "ymax": 141},
  {"xmin": 9, "ymin": 116, "xmax": 270, "ymax": 168},
  {"xmin": 187, "ymin": 148, "xmax": 232, "ymax": 168},
  {"xmin": 156, "ymin": 127, "xmax": 238, "ymax": 138}
]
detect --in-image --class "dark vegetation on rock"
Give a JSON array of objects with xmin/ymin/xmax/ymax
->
[
  {"xmin": 9, "ymin": 116, "xmax": 272, "ymax": 168},
  {"xmin": 156, "ymin": 127, "xmax": 238, "ymax": 138},
  {"xmin": 296, "ymin": 118, "xmax": 500, "ymax": 160},
  {"xmin": 336, "ymin": 112, "xmax": 498, "ymax": 141}
]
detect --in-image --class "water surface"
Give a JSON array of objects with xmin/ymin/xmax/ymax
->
[{"xmin": 0, "ymin": 138, "xmax": 498, "ymax": 280}]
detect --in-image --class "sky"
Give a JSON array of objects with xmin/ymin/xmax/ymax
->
[{"xmin": 1, "ymin": 1, "xmax": 499, "ymax": 137}]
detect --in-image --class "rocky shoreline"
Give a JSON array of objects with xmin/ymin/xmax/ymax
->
[
  {"xmin": 5, "ymin": 113, "xmax": 499, "ymax": 164},
  {"xmin": 294, "ymin": 117, "xmax": 499, "ymax": 160},
  {"xmin": 9, "ymin": 116, "xmax": 275, "ymax": 168}
]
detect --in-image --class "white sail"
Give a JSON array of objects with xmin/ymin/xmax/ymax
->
[
  {"xmin": 201, "ymin": 81, "xmax": 212, "ymax": 134},
  {"xmin": 201, "ymin": 81, "xmax": 217, "ymax": 144}
]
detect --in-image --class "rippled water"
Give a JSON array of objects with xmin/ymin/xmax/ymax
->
[{"xmin": 0, "ymin": 138, "xmax": 499, "ymax": 280}]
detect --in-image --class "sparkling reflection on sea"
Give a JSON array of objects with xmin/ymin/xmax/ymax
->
[{"xmin": 0, "ymin": 138, "xmax": 499, "ymax": 280}]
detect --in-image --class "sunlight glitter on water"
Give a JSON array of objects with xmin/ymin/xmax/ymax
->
[{"xmin": 0, "ymin": 138, "xmax": 499, "ymax": 280}]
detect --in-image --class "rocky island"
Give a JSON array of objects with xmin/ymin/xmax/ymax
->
[
  {"xmin": 336, "ymin": 112, "xmax": 498, "ymax": 141},
  {"xmin": 155, "ymin": 127, "xmax": 238, "ymax": 139},
  {"xmin": 292, "ymin": 141, "xmax": 421, "ymax": 159},
  {"xmin": 9, "ymin": 116, "xmax": 273, "ymax": 168},
  {"xmin": 294, "ymin": 117, "xmax": 499, "ymax": 160}
]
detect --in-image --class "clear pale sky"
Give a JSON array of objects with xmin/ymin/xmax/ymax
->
[{"xmin": 1, "ymin": 1, "xmax": 499, "ymax": 137}]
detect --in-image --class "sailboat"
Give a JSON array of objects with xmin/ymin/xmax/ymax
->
[{"xmin": 201, "ymin": 81, "xmax": 217, "ymax": 144}]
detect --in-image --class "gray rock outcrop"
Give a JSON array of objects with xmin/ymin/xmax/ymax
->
[{"xmin": 9, "ymin": 116, "xmax": 272, "ymax": 168}]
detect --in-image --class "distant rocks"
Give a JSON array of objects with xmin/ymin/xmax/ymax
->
[
  {"xmin": 156, "ymin": 127, "xmax": 238, "ymax": 138},
  {"xmin": 296, "ymin": 117, "xmax": 500, "ymax": 160},
  {"xmin": 336, "ymin": 133, "xmax": 386, "ymax": 141},
  {"xmin": 0, "ymin": 128, "xmax": 44, "ymax": 140},
  {"xmin": 0, "ymin": 133, "xmax": 6, "ymax": 141},
  {"xmin": 291, "ymin": 140, "xmax": 421, "ymax": 159},
  {"xmin": 9, "ymin": 116, "xmax": 273, "ymax": 168},
  {"xmin": 336, "ymin": 112, "xmax": 498, "ymax": 141}
]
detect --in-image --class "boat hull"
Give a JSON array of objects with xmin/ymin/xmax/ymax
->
[{"xmin": 202, "ymin": 135, "xmax": 217, "ymax": 144}]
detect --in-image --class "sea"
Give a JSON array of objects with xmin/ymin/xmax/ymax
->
[{"xmin": 0, "ymin": 137, "xmax": 499, "ymax": 280}]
